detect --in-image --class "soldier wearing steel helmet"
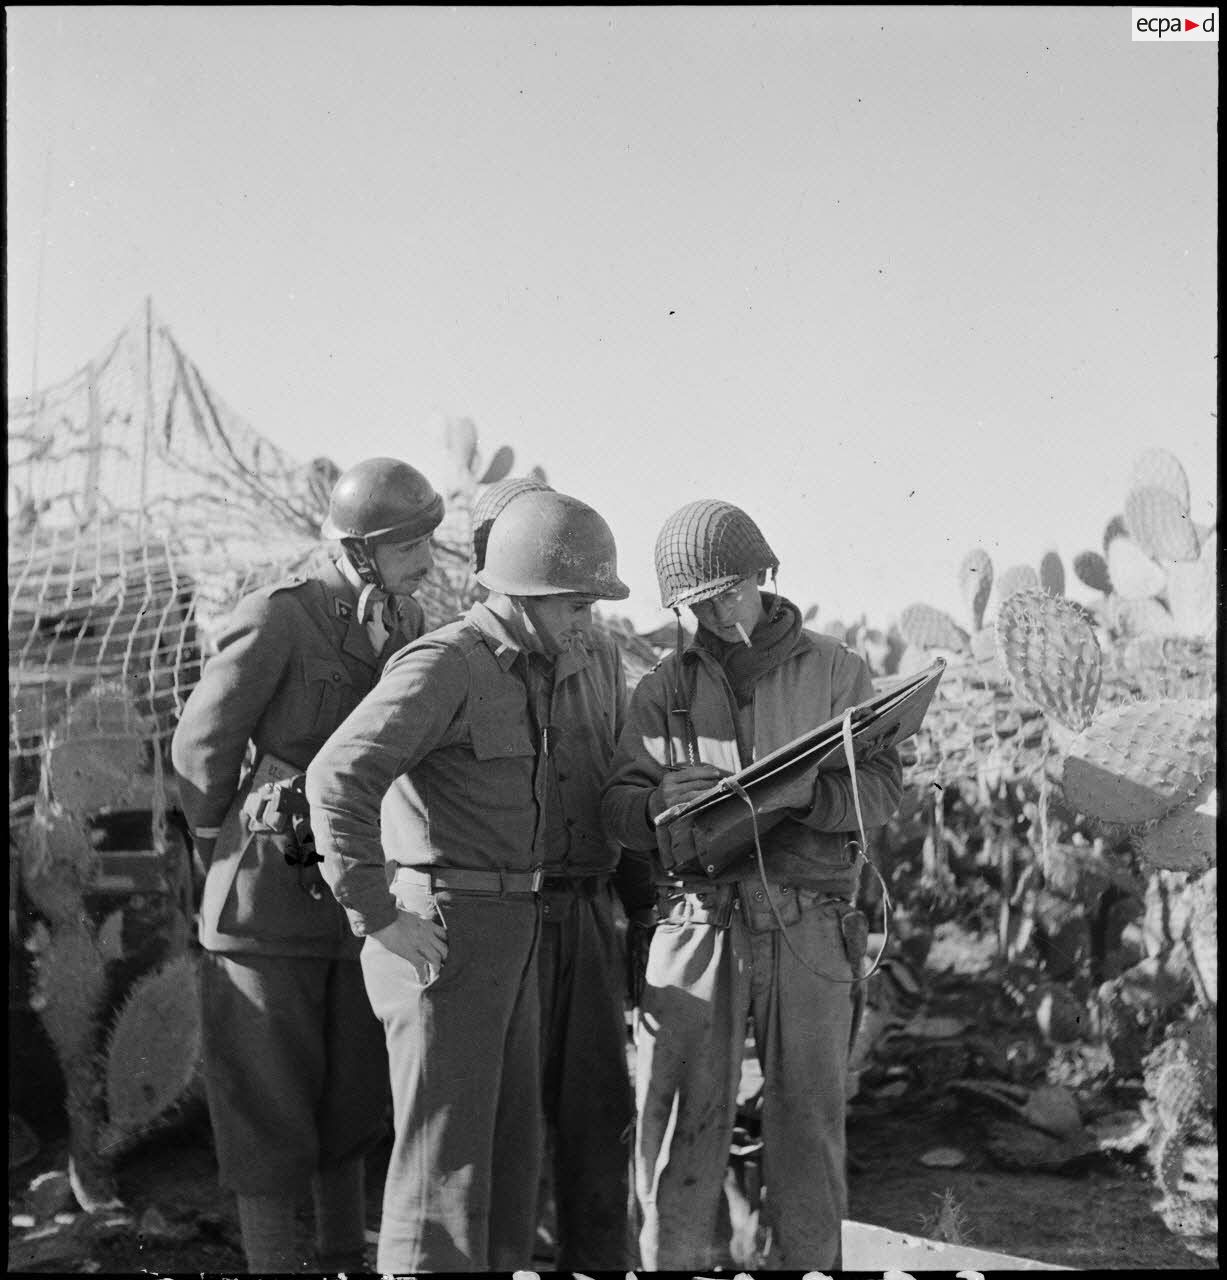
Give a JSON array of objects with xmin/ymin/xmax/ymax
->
[
  {"xmin": 470, "ymin": 476, "xmax": 653, "ymax": 1270},
  {"xmin": 170, "ymin": 456, "xmax": 444, "ymax": 1274},
  {"xmin": 305, "ymin": 489, "xmax": 632, "ymax": 1273},
  {"xmin": 602, "ymin": 499, "xmax": 904, "ymax": 1271}
]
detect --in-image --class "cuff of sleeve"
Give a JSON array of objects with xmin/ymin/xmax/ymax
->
[{"xmin": 345, "ymin": 900, "xmax": 400, "ymax": 939}]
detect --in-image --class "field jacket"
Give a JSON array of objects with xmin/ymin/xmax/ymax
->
[
  {"xmin": 306, "ymin": 601, "xmax": 633, "ymax": 939},
  {"xmin": 170, "ymin": 560, "xmax": 422, "ymax": 956},
  {"xmin": 602, "ymin": 621, "xmax": 903, "ymax": 897}
]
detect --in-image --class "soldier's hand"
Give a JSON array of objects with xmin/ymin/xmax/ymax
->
[
  {"xmin": 653, "ymin": 763, "xmax": 725, "ymax": 816},
  {"xmin": 370, "ymin": 908, "xmax": 449, "ymax": 984}
]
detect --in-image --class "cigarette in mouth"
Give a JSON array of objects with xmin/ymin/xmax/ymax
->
[{"xmin": 735, "ymin": 622, "xmax": 753, "ymax": 647}]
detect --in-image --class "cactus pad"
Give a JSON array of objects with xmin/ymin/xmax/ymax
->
[
  {"xmin": 1072, "ymin": 550, "xmax": 1112, "ymax": 595},
  {"xmin": 957, "ymin": 548, "xmax": 993, "ymax": 630},
  {"xmin": 104, "ymin": 955, "xmax": 202, "ymax": 1147},
  {"xmin": 1165, "ymin": 557, "xmax": 1216, "ymax": 640},
  {"xmin": 1038, "ymin": 551, "xmax": 1065, "ymax": 597},
  {"xmin": 898, "ymin": 603, "xmax": 968, "ymax": 652},
  {"xmin": 1102, "ymin": 514, "xmax": 1128, "ymax": 554},
  {"xmin": 1106, "ymin": 535, "xmax": 1167, "ymax": 601},
  {"xmin": 1129, "ymin": 448, "xmax": 1191, "ymax": 515},
  {"xmin": 996, "ymin": 564, "xmax": 1040, "ymax": 604},
  {"xmin": 1124, "ymin": 485, "xmax": 1200, "ymax": 563},
  {"xmin": 1133, "ymin": 780, "xmax": 1217, "ymax": 875},
  {"xmin": 34, "ymin": 924, "xmax": 109, "ymax": 1056},
  {"xmin": 1061, "ymin": 699, "xmax": 1215, "ymax": 825},
  {"xmin": 995, "ymin": 589, "xmax": 1102, "ymax": 730},
  {"xmin": 1109, "ymin": 595, "xmax": 1176, "ymax": 638},
  {"xmin": 1185, "ymin": 867, "xmax": 1216, "ymax": 1007}
]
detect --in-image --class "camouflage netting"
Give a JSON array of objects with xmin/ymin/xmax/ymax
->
[{"xmin": 6, "ymin": 303, "xmax": 488, "ymax": 781}]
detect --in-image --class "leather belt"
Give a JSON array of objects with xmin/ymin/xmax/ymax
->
[
  {"xmin": 393, "ymin": 865, "xmax": 544, "ymax": 896},
  {"xmin": 541, "ymin": 872, "xmax": 610, "ymax": 896}
]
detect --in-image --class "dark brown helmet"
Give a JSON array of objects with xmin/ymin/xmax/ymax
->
[{"xmin": 322, "ymin": 457, "xmax": 443, "ymax": 588}]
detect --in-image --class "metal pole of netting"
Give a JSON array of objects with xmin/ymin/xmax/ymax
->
[{"xmin": 139, "ymin": 296, "xmax": 154, "ymax": 541}]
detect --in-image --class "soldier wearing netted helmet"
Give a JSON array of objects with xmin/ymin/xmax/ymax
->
[
  {"xmin": 171, "ymin": 456, "xmax": 444, "ymax": 1274},
  {"xmin": 603, "ymin": 498, "xmax": 904, "ymax": 1270},
  {"xmin": 306, "ymin": 490, "xmax": 633, "ymax": 1272}
]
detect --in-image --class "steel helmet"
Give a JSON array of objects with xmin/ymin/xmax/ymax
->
[
  {"xmin": 655, "ymin": 499, "xmax": 779, "ymax": 610},
  {"xmin": 477, "ymin": 491, "xmax": 630, "ymax": 600},
  {"xmin": 322, "ymin": 457, "xmax": 444, "ymax": 544},
  {"xmin": 470, "ymin": 475, "xmax": 553, "ymax": 573}
]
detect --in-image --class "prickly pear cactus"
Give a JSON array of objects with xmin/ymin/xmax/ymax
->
[
  {"xmin": 958, "ymin": 548, "xmax": 993, "ymax": 631},
  {"xmin": 1124, "ymin": 485, "xmax": 1200, "ymax": 564},
  {"xmin": 102, "ymin": 954, "xmax": 202, "ymax": 1152},
  {"xmin": 30, "ymin": 920, "xmax": 123, "ymax": 1211},
  {"xmin": 1102, "ymin": 514, "xmax": 1128, "ymax": 553},
  {"xmin": 1038, "ymin": 551, "xmax": 1065, "ymax": 597},
  {"xmin": 1106, "ymin": 535, "xmax": 1168, "ymax": 602},
  {"xmin": 1060, "ymin": 699, "xmax": 1215, "ymax": 826},
  {"xmin": 995, "ymin": 590, "xmax": 1102, "ymax": 731},
  {"xmin": 1109, "ymin": 595, "xmax": 1176, "ymax": 639},
  {"xmin": 1165, "ymin": 557, "xmax": 1216, "ymax": 639},
  {"xmin": 1073, "ymin": 549, "xmax": 1112, "ymax": 595},
  {"xmin": 1133, "ymin": 779, "xmax": 1216, "ymax": 874},
  {"xmin": 1129, "ymin": 447, "xmax": 1191, "ymax": 515},
  {"xmin": 1183, "ymin": 866, "xmax": 1217, "ymax": 1008},
  {"xmin": 1141, "ymin": 1013, "xmax": 1218, "ymax": 1254},
  {"xmin": 996, "ymin": 563, "xmax": 1040, "ymax": 603},
  {"xmin": 898, "ymin": 603, "xmax": 968, "ymax": 653}
]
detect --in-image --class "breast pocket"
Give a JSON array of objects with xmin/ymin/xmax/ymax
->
[
  {"xmin": 464, "ymin": 702, "xmax": 536, "ymax": 804},
  {"xmin": 303, "ymin": 656, "xmax": 359, "ymax": 734}
]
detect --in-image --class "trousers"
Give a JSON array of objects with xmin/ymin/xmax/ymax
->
[
  {"xmin": 537, "ymin": 881, "xmax": 635, "ymax": 1268},
  {"xmin": 634, "ymin": 890, "xmax": 855, "ymax": 1270},
  {"xmin": 199, "ymin": 952, "xmax": 388, "ymax": 1196},
  {"xmin": 362, "ymin": 886, "xmax": 542, "ymax": 1272}
]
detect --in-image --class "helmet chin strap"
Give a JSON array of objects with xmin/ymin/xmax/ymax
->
[
  {"xmin": 512, "ymin": 597, "xmax": 555, "ymax": 657},
  {"xmin": 341, "ymin": 537, "xmax": 385, "ymax": 592}
]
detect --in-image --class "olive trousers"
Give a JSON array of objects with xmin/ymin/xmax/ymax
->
[{"xmin": 361, "ymin": 888, "xmax": 542, "ymax": 1272}]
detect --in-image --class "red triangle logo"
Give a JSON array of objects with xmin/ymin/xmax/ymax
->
[{"xmin": 1184, "ymin": 18, "xmax": 1200, "ymax": 30}]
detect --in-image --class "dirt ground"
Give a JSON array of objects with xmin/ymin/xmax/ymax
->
[{"xmin": 9, "ymin": 1080, "xmax": 1213, "ymax": 1275}]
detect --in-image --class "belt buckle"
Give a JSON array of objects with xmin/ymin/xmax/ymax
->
[{"xmin": 529, "ymin": 865, "xmax": 544, "ymax": 893}]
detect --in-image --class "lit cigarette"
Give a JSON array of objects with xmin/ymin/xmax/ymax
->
[{"xmin": 735, "ymin": 622, "xmax": 753, "ymax": 647}]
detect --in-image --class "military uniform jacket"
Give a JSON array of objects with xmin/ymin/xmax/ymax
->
[
  {"xmin": 306, "ymin": 601, "xmax": 631, "ymax": 940},
  {"xmin": 602, "ymin": 624, "xmax": 903, "ymax": 896},
  {"xmin": 171, "ymin": 560, "xmax": 423, "ymax": 957}
]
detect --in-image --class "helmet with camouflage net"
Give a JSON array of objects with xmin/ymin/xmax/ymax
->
[
  {"xmin": 654, "ymin": 499, "xmax": 779, "ymax": 610},
  {"xmin": 477, "ymin": 491, "xmax": 629, "ymax": 600},
  {"xmin": 470, "ymin": 475, "xmax": 553, "ymax": 572}
]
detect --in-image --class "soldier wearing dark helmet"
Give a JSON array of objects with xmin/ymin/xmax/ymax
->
[
  {"xmin": 306, "ymin": 490, "xmax": 632, "ymax": 1273},
  {"xmin": 170, "ymin": 456, "xmax": 444, "ymax": 1274},
  {"xmin": 602, "ymin": 499, "xmax": 904, "ymax": 1270}
]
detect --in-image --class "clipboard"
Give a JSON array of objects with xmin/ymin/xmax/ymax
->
[{"xmin": 652, "ymin": 658, "xmax": 945, "ymax": 874}]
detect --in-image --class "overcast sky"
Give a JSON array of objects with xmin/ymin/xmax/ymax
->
[{"xmin": 6, "ymin": 6, "xmax": 1218, "ymax": 633}]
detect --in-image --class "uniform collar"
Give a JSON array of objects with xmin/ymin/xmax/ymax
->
[
  {"xmin": 318, "ymin": 559, "xmax": 390, "ymax": 668},
  {"xmin": 464, "ymin": 600, "xmax": 592, "ymax": 678}
]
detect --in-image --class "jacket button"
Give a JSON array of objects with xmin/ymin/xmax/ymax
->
[
  {"xmin": 331, "ymin": 672, "xmax": 341, "ymax": 682},
  {"xmin": 780, "ymin": 886, "xmax": 790, "ymax": 894},
  {"xmin": 754, "ymin": 890, "xmax": 764, "ymax": 901},
  {"xmin": 542, "ymin": 903, "xmax": 552, "ymax": 916}
]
